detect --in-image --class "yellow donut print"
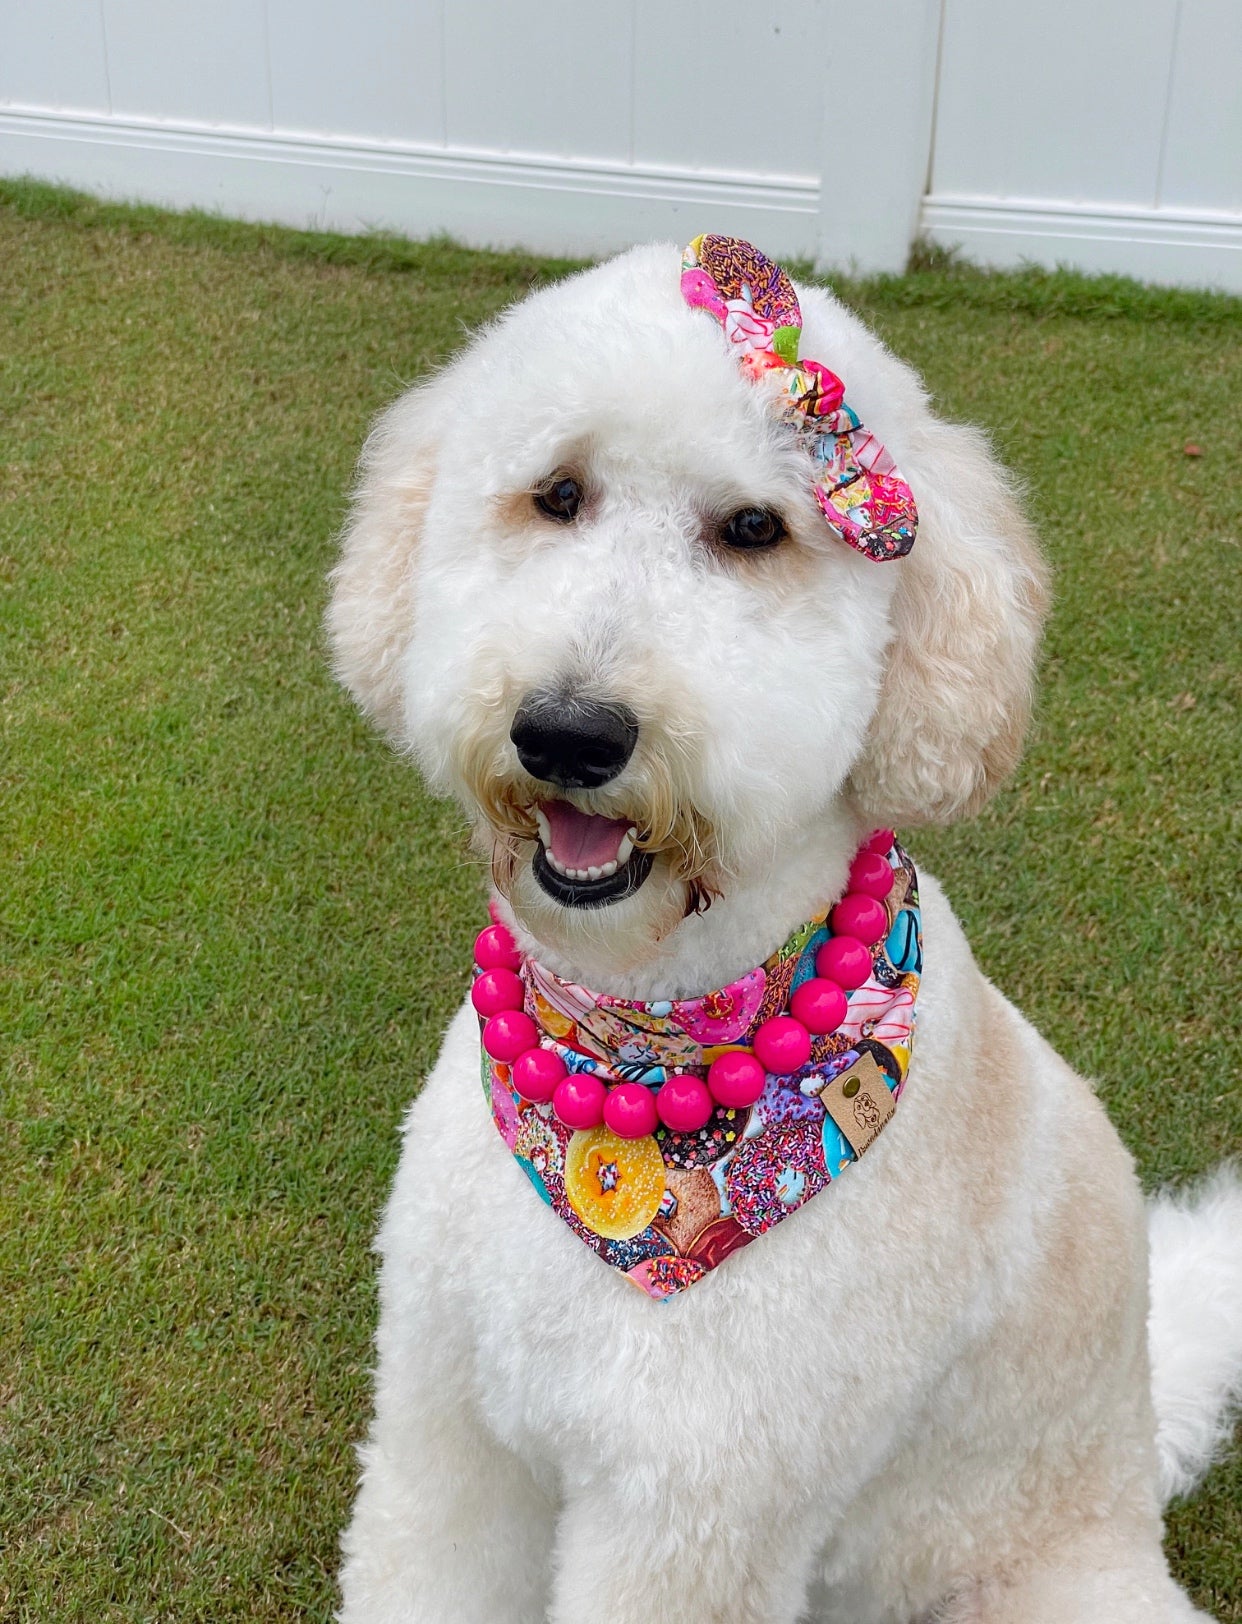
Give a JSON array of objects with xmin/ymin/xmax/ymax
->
[
  {"xmin": 564, "ymin": 1127, "xmax": 666, "ymax": 1241},
  {"xmin": 533, "ymin": 991, "xmax": 576, "ymax": 1042}
]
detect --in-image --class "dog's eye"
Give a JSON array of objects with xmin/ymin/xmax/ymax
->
[
  {"xmin": 720, "ymin": 508, "xmax": 787, "ymax": 550},
  {"xmin": 533, "ymin": 475, "xmax": 584, "ymax": 523}
]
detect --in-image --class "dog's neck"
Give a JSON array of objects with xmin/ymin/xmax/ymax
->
[{"xmin": 510, "ymin": 801, "xmax": 864, "ymax": 1002}]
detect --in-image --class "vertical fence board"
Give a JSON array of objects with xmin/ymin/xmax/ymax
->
[
  {"xmin": 267, "ymin": 0, "xmax": 444, "ymax": 145},
  {"xmin": 0, "ymin": 0, "xmax": 111, "ymax": 114},
  {"xmin": 933, "ymin": 0, "xmax": 1179, "ymax": 207},
  {"xmin": 442, "ymin": 0, "xmax": 632, "ymax": 160},
  {"xmin": 631, "ymin": 0, "xmax": 822, "ymax": 178},
  {"xmin": 102, "ymin": 0, "xmax": 271, "ymax": 129},
  {"xmin": 1159, "ymin": 0, "xmax": 1242, "ymax": 214}
]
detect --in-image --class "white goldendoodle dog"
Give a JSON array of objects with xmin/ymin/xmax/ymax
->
[{"xmin": 326, "ymin": 237, "xmax": 1242, "ymax": 1624}]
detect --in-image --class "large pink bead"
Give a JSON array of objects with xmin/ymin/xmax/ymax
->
[
  {"xmin": 602, "ymin": 1083, "xmax": 659, "ymax": 1140},
  {"xmin": 655, "ymin": 1075, "xmax": 714, "ymax": 1133},
  {"xmin": 512, "ymin": 1046, "xmax": 566, "ymax": 1104},
  {"xmin": 482, "ymin": 1009, "xmax": 538, "ymax": 1063},
  {"xmin": 831, "ymin": 892, "xmax": 888, "ymax": 947},
  {"xmin": 552, "ymin": 1073, "xmax": 608, "ymax": 1130},
  {"xmin": 474, "ymin": 923, "xmax": 521, "ymax": 971},
  {"xmin": 816, "ymin": 934, "xmax": 872, "ymax": 991},
  {"xmin": 863, "ymin": 827, "xmax": 896, "ymax": 855},
  {"xmin": 790, "ymin": 977, "xmax": 848, "ymax": 1035},
  {"xmin": 706, "ymin": 1050, "xmax": 767, "ymax": 1109},
  {"xmin": 847, "ymin": 851, "xmax": 894, "ymax": 900},
  {"xmin": 751, "ymin": 1016, "xmax": 812, "ymax": 1076},
  {"xmin": 470, "ymin": 967, "xmax": 524, "ymax": 1018}
]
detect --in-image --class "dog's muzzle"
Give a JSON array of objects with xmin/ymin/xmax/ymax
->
[{"xmin": 510, "ymin": 694, "xmax": 652, "ymax": 909}]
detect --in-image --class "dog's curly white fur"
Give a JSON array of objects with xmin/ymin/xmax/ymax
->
[{"xmin": 326, "ymin": 245, "xmax": 1242, "ymax": 1623}]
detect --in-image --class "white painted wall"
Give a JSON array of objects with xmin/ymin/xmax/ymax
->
[
  {"xmin": 922, "ymin": 0, "xmax": 1242, "ymax": 289},
  {"xmin": 0, "ymin": 0, "xmax": 1238, "ymax": 288}
]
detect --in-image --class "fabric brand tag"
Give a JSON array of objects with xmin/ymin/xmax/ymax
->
[{"xmin": 817, "ymin": 1051, "xmax": 896, "ymax": 1156}]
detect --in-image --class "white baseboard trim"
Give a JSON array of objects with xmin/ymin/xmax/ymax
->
[
  {"xmin": 0, "ymin": 107, "xmax": 819, "ymax": 261},
  {"xmin": 6, "ymin": 111, "xmax": 1240, "ymax": 292},
  {"xmin": 921, "ymin": 194, "xmax": 1242, "ymax": 293}
]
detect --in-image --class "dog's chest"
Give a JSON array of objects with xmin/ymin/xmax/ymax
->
[{"xmin": 406, "ymin": 1006, "xmax": 973, "ymax": 1499}]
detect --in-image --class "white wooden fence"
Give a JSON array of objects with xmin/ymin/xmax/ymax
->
[{"xmin": 2, "ymin": 0, "xmax": 1239, "ymax": 290}]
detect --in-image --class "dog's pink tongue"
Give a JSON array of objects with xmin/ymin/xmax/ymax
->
[{"xmin": 541, "ymin": 800, "xmax": 632, "ymax": 868}]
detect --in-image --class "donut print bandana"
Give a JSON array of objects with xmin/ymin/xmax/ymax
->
[
  {"xmin": 681, "ymin": 234, "xmax": 918, "ymax": 562},
  {"xmin": 478, "ymin": 840, "xmax": 922, "ymax": 1300}
]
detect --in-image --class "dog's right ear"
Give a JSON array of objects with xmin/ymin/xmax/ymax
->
[{"xmin": 326, "ymin": 384, "xmax": 443, "ymax": 746}]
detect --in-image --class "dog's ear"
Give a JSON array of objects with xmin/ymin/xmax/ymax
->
[
  {"xmin": 326, "ymin": 383, "xmax": 444, "ymax": 745},
  {"xmin": 848, "ymin": 412, "xmax": 1050, "ymax": 826}
]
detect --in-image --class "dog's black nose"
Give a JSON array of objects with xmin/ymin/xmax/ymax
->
[{"xmin": 510, "ymin": 696, "xmax": 638, "ymax": 789}]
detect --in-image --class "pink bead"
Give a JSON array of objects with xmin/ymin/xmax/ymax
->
[
  {"xmin": 552, "ymin": 1073, "xmax": 608, "ymax": 1131},
  {"xmin": 512, "ymin": 1046, "xmax": 566, "ymax": 1103},
  {"xmin": 602, "ymin": 1083, "xmax": 659, "ymax": 1140},
  {"xmin": 482, "ymin": 1009, "xmax": 539, "ymax": 1063},
  {"xmin": 655, "ymin": 1075, "xmax": 714, "ymax": 1133},
  {"xmin": 474, "ymin": 923, "xmax": 521, "ymax": 971},
  {"xmin": 816, "ymin": 934, "xmax": 872, "ymax": 991},
  {"xmin": 847, "ymin": 851, "xmax": 894, "ymax": 900},
  {"xmin": 470, "ymin": 967, "xmax": 524, "ymax": 1018},
  {"xmin": 831, "ymin": 892, "xmax": 888, "ymax": 947},
  {"xmin": 790, "ymin": 977, "xmax": 848, "ymax": 1035},
  {"xmin": 751, "ymin": 1016, "xmax": 812, "ymax": 1076},
  {"xmin": 706, "ymin": 1050, "xmax": 767, "ymax": 1109},
  {"xmin": 863, "ymin": 828, "xmax": 896, "ymax": 855}
]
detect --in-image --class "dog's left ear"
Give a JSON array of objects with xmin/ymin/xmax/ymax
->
[
  {"xmin": 847, "ymin": 403, "xmax": 1050, "ymax": 827},
  {"xmin": 326, "ymin": 381, "xmax": 446, "ymax": 746}
]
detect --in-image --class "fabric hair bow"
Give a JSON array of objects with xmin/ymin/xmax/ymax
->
[{"xmin": 681, "ymin": 234, "xmax": 917, "ymax": 561}]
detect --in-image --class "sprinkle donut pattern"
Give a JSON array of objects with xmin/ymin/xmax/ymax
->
[
  {"xmin": 655, "ymin": 1103, "xmax": 751, "ymax": 1169},
  {"xmin": 478, "ymin": 838, "xmax": 923, "ymax": 1298},
  {"xmin": 725, "ymin": 1122, "xmax": 830, "ymax": 1236}
]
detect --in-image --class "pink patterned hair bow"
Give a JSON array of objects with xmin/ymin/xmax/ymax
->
[{"xmin": 681, "ymin": 234, "xmax": 917, "ymax": 561}]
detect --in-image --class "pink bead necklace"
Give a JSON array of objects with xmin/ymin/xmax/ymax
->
[{"xmin": 472, "ymin": 829, "xmax": 898, "ymax": 1142}]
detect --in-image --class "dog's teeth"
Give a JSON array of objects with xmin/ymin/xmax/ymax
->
[{"xmin": 542, "ymin": 824, "xmax": 633, "ymax": 885}]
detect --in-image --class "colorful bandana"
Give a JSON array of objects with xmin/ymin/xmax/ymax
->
[
  {"xmin": 480, "ymin": 841, "xmax": 922, "ymax": 1299},
  {"xmin": 681, "ymin": 234, "xmax": 918, "ymax": 561}
]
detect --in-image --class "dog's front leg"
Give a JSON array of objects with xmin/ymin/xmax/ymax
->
[
  {"xmin": 548, "ymin": 1477, "xmax": 820, "ymax": 1624},
  {"xmin": 338, "ymin": 1392, "xmax": 554, "ymax": 1624},
  {"xmin": 339, "ymin": 1008, "xmax": 557, "ymax": 1624}
]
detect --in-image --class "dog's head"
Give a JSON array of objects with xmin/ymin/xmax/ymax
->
[{"xmin": 328, "ymin": 244, "xmax": 1047, "ymax": 973}]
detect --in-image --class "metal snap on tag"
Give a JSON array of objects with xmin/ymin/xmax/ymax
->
[{"xmin": 818, "ymin": 1052, "xmax": 896, "ymax": 1156}]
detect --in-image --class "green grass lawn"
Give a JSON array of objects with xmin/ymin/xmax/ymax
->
[{"xmin": 2, "ymin": 180, "xmax": 1238, "ymax": 1621}]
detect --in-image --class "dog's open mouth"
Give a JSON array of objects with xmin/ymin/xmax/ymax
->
[{"xmin": 531, "ymin": 799, "xmax": 654, "ymax": 909}]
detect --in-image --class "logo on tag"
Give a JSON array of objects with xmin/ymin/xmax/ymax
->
[{"xmin": 817, "ymin": 1051, "xmax": 896, "ymax": 1156}]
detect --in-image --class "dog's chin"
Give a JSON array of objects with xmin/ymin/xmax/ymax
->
[
  {"xmin": 531, "ymin": 842, "xmax": 655, "ymax": 910},
  {"xmin": 496, "ymin": 837, "xmax": 694, "ymax": 978}
]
